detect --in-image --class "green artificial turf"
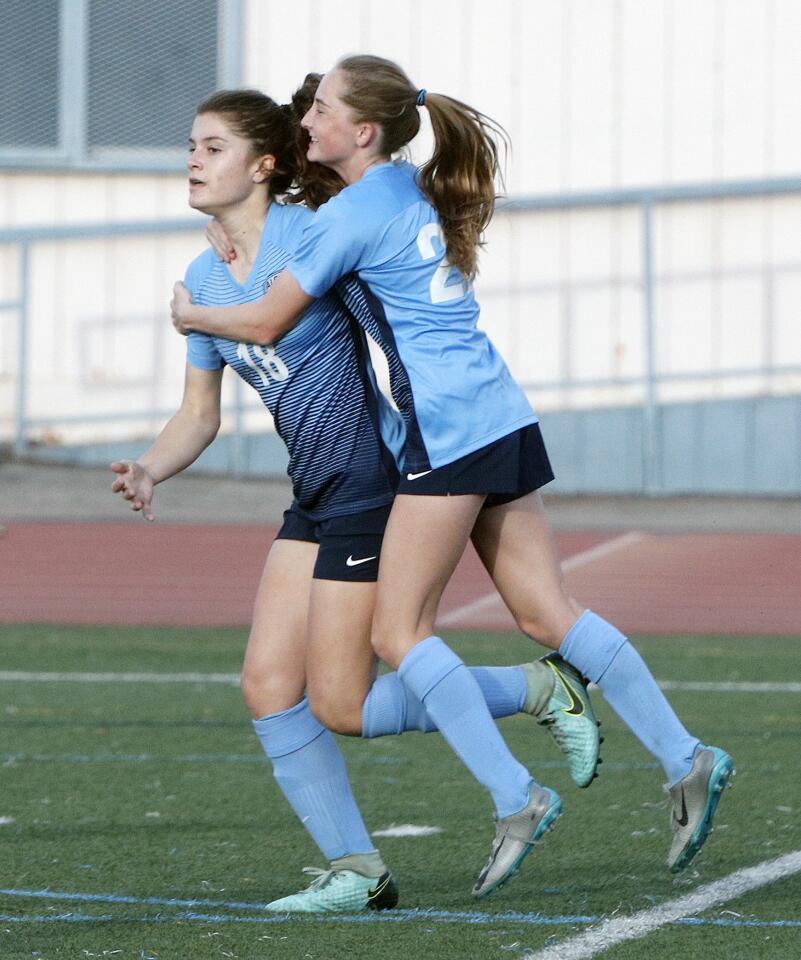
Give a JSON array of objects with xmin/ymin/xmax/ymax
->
[{"xmin": 1, "ymin": 625, "xmax": 800, "ymax": 959}]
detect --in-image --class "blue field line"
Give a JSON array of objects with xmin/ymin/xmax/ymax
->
[
  {"xmin": 0, "ymin": 888, "xmax": 275, "ymax": 911},
  {"xmin": 2, "ymin": 909, "xmax": 801, "ymax": 929},
  {"xmin": 1, "ymin": 889, "xmax": 800, "ymax": 930},
  {"xmin": 0, "ymin": 909, "xmax": 595, "ymax": 926}
]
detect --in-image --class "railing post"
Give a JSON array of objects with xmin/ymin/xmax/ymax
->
[
  {"xmin": 641, "ymin": 197, "xmax": 660, "ymax": 494},
  {"xmin": 13, "ymin": 244, "xmax": 30, "ymax": 457},
  {"xmin": 219, "ymin": 0, "xmax": 244, "ymax": 88},
  {"xmin": 232, "ymin": 376, "xmax": 245, "ymax": 478}
]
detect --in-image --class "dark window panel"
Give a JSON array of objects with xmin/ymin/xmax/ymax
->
[
  {"xmin": 87, "ymin": 0, "xmax": 218, "ymax": 151},
  {"xmin": 0, "ymin": 0, "xmax": 60, "ymax": 148}
]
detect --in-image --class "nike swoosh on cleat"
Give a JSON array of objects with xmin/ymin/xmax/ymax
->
[
  {"xmin": 406, "ymin": 470, "xmax": 433, "ymax": 480},
  {"xmin": 367, "ymin": 872, "xmax": 399, "ymax": 910},
  {"xmin": 346, "ymin": 555, "xmax": 377, "ymax": 567},
  {"xmin": 675, "ymin": 786, "xmax": 689, "ymax": 827},
  {"xmin": 367, "ymin": 875, "xmax": 391, "ymax": 900},
  {"xmin": 549, "ymin": 662, "xmax": 584, "ymax": 716}
]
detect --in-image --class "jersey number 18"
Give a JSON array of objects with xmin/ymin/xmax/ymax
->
[{"xmin": 236, "ymin": 343, "xmax": 290, "ymax": 384}]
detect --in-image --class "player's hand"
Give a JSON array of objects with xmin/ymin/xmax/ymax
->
[
  {"xmin": 110, "ymin": 460, "xmax": 156, "ymax": 521},
  {"xmin": 171, "ymin": 281, "xmax": 193, "ymax": 334},
  {"xmin": 206, "ymin": 217, "xmax": 235, "ymax": 262}
]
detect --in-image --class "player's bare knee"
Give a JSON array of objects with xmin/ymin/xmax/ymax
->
[
  {"xmin": 239, "ymin": 667, "xmax": 263, "ymax": 716},
  {"xmin": 240, "ymin": 665, "xmax": 303, "ymax": 719},
  {"xmin": 370, "ymin": 623, "xmax": 404, "ymax": 669},
  {"xmin": 308, "ymin": 687, "xmax": 362, "ymax": 736},
  {"xmin": 514, "ymin": 612, "xmax": 563, "ymax": 649}
]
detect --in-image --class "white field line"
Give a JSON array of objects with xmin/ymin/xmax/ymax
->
[
  {"xmin": 1, "ymin": 671, "xmax": 801, "ymax": 694},
  {"xmin": 524, "ymin": 849, "xmax": 801, "ymax": 960},
  {"xmin": 372, "ymin": 824, "xmax": 443, "ymax": 837},
  {"xmin": 660, "ymin": 680, "xmax": 801, "ymax": 693},
  {"xmin": 0, "ymin": 671, "xmax": 240, "ymax": 685},
  {"xmin": 437, "ymin": 531, "xmax": 645, "ymax": 627}
]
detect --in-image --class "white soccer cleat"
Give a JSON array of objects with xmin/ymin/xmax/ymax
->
[
  {"xmin": 472, "ymin": 784, "xmax": 563, "ymax": 899},
  {"xmin": 666, "ymin": 744, "xmax": 734, "ymax": 872}
]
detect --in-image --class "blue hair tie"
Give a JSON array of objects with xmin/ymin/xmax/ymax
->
[{"xmin": 416, "ymin": 88, "xmax": 427, "ymax": 106}]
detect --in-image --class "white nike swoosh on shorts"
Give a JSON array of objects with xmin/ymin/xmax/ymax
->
[
  {"xmin": 406, "ymin": 470, "xmax": 433, "ymax": 480},
  {"xmin": 346, "ymin": 555, "xmax": 378, "ymax": 567}
]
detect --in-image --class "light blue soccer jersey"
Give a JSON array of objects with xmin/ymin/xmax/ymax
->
[
  {"xmin": 288, "ymin": 161, "xmax": 537, "ymax": 473},
  {"xmin": 184, "ymin": 202, "xmax": 398, "ymax": 520}
]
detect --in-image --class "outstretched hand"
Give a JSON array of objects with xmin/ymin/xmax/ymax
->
[
  {"xmin": 110, "ymin": 460, "xmax": 156, "ymax": 521},
  {"xmin": 171, "ymin": 282, "xmax": 193, "ymax": 335},
  {"xmin": 206, "ymin": 217, "xmax": 235, "ymax": 262}
]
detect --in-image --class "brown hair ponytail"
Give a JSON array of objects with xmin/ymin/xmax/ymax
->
[
  {"xmin": 336, "ymin": 54, "xmax": 508, "ymax": 279},
  {"xmin": 417, "ymin": 93, "xmax": 506, "ymax": 280},
  {"xmin": 284, "ymin": 73, "xmax": 346, "ymax": 210}
]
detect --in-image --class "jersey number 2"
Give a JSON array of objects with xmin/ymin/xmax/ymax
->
[
  {"xmin": 236, "ymin": 343, "xmax": 289, "ymax": 384},
  {"xmin": 416, "ymin": 224, "xmax": 468, "ymax": 304}
]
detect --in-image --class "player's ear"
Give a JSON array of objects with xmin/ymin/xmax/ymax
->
[
  {"xmin": 355, "ymin": 122, "xmax": 380, "ymax": 150},
  {"xmin": 254, "ymin": 154, "xmax": 276, "ymax": 183}
]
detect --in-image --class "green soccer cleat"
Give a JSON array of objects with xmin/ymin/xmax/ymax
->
[
  {"xmin": 472, "ymin": 783, "xmax": 563, "ymax": 899},
  {"xmin": 264, "ymin": 867, "xmax": 398, "ymax": 913},
  {"xmin": 530, "ymin": 653, "xmax": 601, "ymax": 788},
  {"xmin": 666, "ymin": 744, "xmax": 735, "ymax": 873}
]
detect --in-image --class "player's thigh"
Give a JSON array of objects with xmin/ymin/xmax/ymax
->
[
  {"xmin": 305, "ymin": 577, "xmax": 378, "ymax": 734},
  {"xmin": 371, "ymin": 493, "xmax": 484, "ymax": 664},
  {"xmin": 471, "ymin": 490, "xmax": 582, "ymax": 647},
  {"xmin": 241, "ymin": 538, "xmax": 318, "ymax": 717}
]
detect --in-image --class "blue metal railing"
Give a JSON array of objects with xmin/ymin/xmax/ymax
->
[{"xmin": 0, "ymin": 218, "xmax": 203, "ymax": 458}]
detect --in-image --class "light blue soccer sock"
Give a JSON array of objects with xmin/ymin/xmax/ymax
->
[
  {"xmin": 398, "ymin": 636, "xmax": 533, "ymax": 818},
  {"xmin": 362, "ymin": 666, "xmax": 527, "ymax": 737},
  {"xmin": 253, "ymin": 698, "xmax": 376, "ymax": 861},
  {"xmin": 559, "ymin": 610, "xmax": 699, "ymax": 784}
]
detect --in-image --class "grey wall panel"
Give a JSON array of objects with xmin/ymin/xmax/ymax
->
[
  {"xmin": 541, "ymin": 406, "xmax": 644, "ymax": 494},
  {"xmin": 25, "ymin": 395, "xmax": 801, "ymax": 498},
  {"xmin": 753, "ymin": 397, "xmax": 801, "ymax": 494},
  {"xmin": 543, "ymin": 395, "xmax": 801, "ymax": 495}
]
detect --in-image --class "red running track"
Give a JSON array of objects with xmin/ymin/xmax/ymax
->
[{"xmin": 1, "ymin": 522, "xmax": 800, "ymax": 635}]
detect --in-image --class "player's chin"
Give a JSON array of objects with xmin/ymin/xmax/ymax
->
[{"xmin": 188, "ymin": 195, "xmax": 214, "ymax": 215}]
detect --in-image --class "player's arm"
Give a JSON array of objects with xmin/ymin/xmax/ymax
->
[
  {"xmin": 171, "ymin": 270, "xmax": 313, "ymax": 345},
  {"xmin": 110, "ymin": 364, "xmax": 223, "ymax": 520}
]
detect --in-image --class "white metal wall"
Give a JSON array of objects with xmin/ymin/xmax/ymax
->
[
  {"xmin": 5, "ymin": 1, "xmax": 801, "ymax": 224},
  {"xmin": 244, "ymin": 0, "xmax": 801, "ymax": 193}
]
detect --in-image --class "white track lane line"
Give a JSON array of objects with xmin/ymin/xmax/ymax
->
[
  {"xmin": 436, "ymin": 531, "xmax": 645, "ymax": 628},
  {"xmin": 524, "ymin": 849, "xmax": 801, "ymax": 960}
]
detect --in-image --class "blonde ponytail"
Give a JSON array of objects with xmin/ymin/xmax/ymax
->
[{"xmin": 337, "ymin": 54, "xmax": 508, "ymax": 279}]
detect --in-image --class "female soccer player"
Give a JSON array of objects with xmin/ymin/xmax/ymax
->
[
  {"xmin": 172, "ymin": 56, "xmax": 734, "ymax": 898},
  {"xmin": 114, "ymin": 84, "xmax": 596, "ymax": 912}
]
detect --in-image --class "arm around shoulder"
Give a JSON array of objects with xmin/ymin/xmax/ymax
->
[{"xmin": 171, "ymin": 271, "xmax": 313, "ymax": 345}]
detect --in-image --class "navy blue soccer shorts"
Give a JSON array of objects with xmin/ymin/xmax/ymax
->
[
  {"xmin": 396, "ymin": 423, "xmax": 554, "ymax": 507},
  {"xmin": 275, "ymin": 502, "xmax": 392, "ymax": 582}
]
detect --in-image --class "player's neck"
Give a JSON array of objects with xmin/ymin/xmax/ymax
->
[
  {"xmin": 218, "ymin": 196, "xmax": 272, "ymax": 283},
  {"xmin": 335, "ymin": 152, "xmax": 390, "ymax": 185}
]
